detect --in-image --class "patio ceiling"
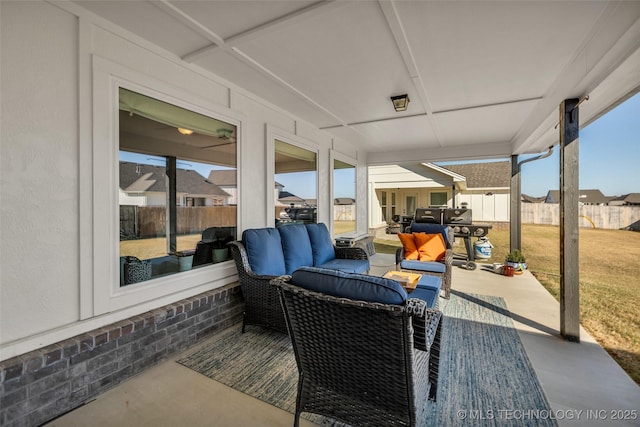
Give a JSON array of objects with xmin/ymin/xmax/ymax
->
[{"xmin": 77, "ymin": 0, "xmax": 640, "ymax": 164}]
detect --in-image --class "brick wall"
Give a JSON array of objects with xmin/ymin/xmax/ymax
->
[{"xmin": 0, "ymin": 283, "xmax": 243, "ymax": 427}]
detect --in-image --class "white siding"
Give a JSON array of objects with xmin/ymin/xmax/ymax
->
[{"xmin": 0, "ymin": 1, "xmax": 364, "ymax": 359}]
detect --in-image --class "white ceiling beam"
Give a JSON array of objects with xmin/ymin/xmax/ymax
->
[
  {"xmin": 224, "ymin": 1, "xmax": 344, "ymax": 47},
  {"xmin": 377, "ymin": 0, "xmax": 445, "ymax": 147},
  {"xmin": 175, "ymin": 0, "xmax": 345, "ymax": 63}
]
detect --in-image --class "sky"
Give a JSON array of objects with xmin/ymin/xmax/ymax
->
[
  {"xmin": 121, "ymin": 92, "xmax": 639, "ymax": 200},
  {"xmin": 518, "ymin": 92, "xmax": 640, "ymax": 197}
]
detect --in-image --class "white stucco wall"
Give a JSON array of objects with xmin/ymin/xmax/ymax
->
[{"xmin": 0, "ymin": 1, "xmax": 364, "ymax": 360}]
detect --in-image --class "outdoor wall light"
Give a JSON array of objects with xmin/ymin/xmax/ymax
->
[
  {"xmin": 178, "ymin": 127, "xmax": 194, "ymax": 135},
  {"xmin": 391, "ymin": 94, "xmax": 410, "ymax": 112}
]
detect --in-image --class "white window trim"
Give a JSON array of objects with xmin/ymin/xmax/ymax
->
[
  {"xmin": 329, "ymin": 150, "xmax": 357, "ymax": 236},
  {"xmin": 90, "ymin": 55, "xmax": 242, "ymax": 317},
  {"xmin": 265, "ymin": 125, "xmax": 319, "ymax": 227}
]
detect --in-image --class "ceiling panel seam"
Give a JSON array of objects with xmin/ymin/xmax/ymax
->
[{"xmin": 377, "ymin": 0, "xmax": 445, "ymax": 148}]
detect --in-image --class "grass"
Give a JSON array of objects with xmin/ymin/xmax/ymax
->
[{"xmin": 375, "ymin": 224, "xmax": 640, "ymax": 385}]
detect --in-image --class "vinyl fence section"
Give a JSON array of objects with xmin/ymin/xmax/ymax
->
[{"xmin": 521, "ymin": 204, "xmax": 640, "ymax": 229}]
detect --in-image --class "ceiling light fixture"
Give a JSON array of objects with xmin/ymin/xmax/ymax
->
[
  {"xmin": 178, "ymin": 127, "xmax": 194, "ymax": 135},
  {"xmin": 217, "ymin": 128, "xmax": 233, "ymax": 139},
  {"xmin": 390, "ymin": 94, "xmax": 410, "ymax": 112}
]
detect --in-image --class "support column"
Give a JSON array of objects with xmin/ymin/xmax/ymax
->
[
  {"xmin": 559, "ymin": 99, "xmax": 580, "ymax": 342},
  {"xmin": 166, "ymin": 156, "xmax": 177, "ymax": 255},
  {"xmin": 510, "ymin": 155, "xmax": 521, "ymax": 252}
]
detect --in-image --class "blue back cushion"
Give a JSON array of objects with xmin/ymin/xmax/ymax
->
[
  {"xmin": 242, "ymin": 228, "xmax": 286, "ymax": 276},
  {"xmin": 291, "ymin": 266, "xmax": 407, "ymax": 305},
  {"xmin": 409, "ymin": 223, "xmax": 450, "ymax": 248},
  {"xmin": 278, "ymin": 224, "xmax": 313, "ymax": 275},
  {"xmin": 305, "ymin": 223, "xmax": 335, "ymax": 266}
]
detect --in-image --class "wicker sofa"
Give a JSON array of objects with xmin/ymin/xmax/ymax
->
[
  {"xmin": 229, "ymin": 223, "xmax": 370, "ymax": 333},
  {"xmin": 273, "ymin": 267, "xmax": 442, "ymax": 427}
]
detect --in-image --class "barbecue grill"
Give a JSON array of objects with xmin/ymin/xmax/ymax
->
[{"xmin": 411, "ymin": 208, "xmax": 492, "ymax": 270}]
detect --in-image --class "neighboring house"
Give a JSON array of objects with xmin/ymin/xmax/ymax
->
[
  {"xmin": 522, "ymin": 193, "xmax": 546, "ymax": 203},
  {"xmin": 120, "ymin": 161, "xmax": 230, "ymax": 206},
  {"xmin": 609, "ymin": 193, "xmax": 640, "ymax": 206},
  {"xmin": 335, "ymin": 198, "xmax": 355, "ymax": 205},
  {"xmin": 207, "ymin": 169, "xmax": 238, "ymax": 205},
  {"xmin": 278, "ymin": 190, "xmax": 305, "ymax": 206},
  {"xmin": 545, "ymin": 189, "xmax": 612, "ymax": 205},
  {"xmin": 369, "ymin": 161, "xmax": 510, "ymax": 230}
]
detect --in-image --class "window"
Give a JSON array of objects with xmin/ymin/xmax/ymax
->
[
  {"xmin": 118, "ymin": 88, "xmax": 237, "ymax": 286},
  {"xmin": 380, "ymin": 191, "xmax": 387, "ymax": 221},
  {"xmin": 333, "ymin": 158, "xmax": 356, "ymax": 236},
  {"xmin": 430, "ymin": 192, "xmax": 448, "ymax": 207},
  {"xmin": 274, "ymin": 139, "xmax": 317, "ymax": 226}
]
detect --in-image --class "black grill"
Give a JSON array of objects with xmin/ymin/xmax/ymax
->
[{"xmin": 409, "ymin": 208, "xmax": 492, "ymax": 270}]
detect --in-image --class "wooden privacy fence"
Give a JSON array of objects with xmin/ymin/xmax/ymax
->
[
  {"xmin": 521, "ymin": 204, "xmax": 640, "ymax": 229},
  {"xmin": 121, "ymin": 206, "xmax": 237, "ymax": 238}
]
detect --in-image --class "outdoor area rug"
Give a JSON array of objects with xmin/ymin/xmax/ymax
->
[{"xmin": 177, "ymin": 292, "xmax": 556, "ymax": 426}]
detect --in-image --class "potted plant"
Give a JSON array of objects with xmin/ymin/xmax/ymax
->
[
  {"xmin": 212, "ymin": 228, "xmax": 232, "ymax": 263},
  {"xmin": 505, "ymin": 249, "xmax": 527, "ymax": 275}
]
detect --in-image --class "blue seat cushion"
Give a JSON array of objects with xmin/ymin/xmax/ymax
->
[
  {"xmin": 416, "ymin": 274, "xmax": 442, "ymax": 291},
  {"xmin": 317, "ymin": 258, "xmax": 370, "ymax": 274},
  {"xmin": 400, "ymin": 259, "xmax": 446, "ymax": 274},
  {"xmin": 409, "ymin": 223, "xmax": 450, "ymax": 248},
  {"xmin": 409, "ymin": 287, "xmax": 439, "ymax": 309},
  {"xmin": 305, "ymin": 223, "xmax": 336, "ymax": 266},
  {"xmin": 291, "ymin": 266, "xmax": 407, "ymax": 305},
  {"xmin": 278, "ymin": 224, "xmax": 313, "ymax": 275},
  {"xmin": 242, "ymin": 228, "xmax": 286, "ymax": 276}
]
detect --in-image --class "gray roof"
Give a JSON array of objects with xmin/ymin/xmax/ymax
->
[
  {"xmin": 334, "ymin": 198, "xmax": 355, "ymax": 205},
  {"xmin": 545, "ymin": 189, "xmax": 610, "ymax": 204},
  {"xmin": 441, "ymin": 161, "xmax": 510, "ymax": 188},
  {"xmin": 120, "ymin": 161, "xmax": 230, "ymax": 197},
  {"xmin": 521, "ymin": 194, "xmax": 546, "ymax": 203},
  {"xmin": 207, "ymin": 169, "xmax": 237, "ymax": 186}
]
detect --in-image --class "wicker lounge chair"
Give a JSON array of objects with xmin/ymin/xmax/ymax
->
[
  {"xmin": 229, "ymin": 239, "xmax": 288, "ymax": 334},
  {"xmin": 396, "ymin": 224, "xmax": 454, "ymax": 298},
  {"xmin": 273, "ymin": 267, "xmax": 442, "ymax": 427}
]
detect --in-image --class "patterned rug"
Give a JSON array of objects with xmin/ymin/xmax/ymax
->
[{"xmin": 177, "ymin": 292, "xmax": 556, "ymax": 426}]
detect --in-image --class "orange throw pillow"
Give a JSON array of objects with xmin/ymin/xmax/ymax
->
[
  {"xmin": 413, "ymin": 233, "xmax": 446, "ymax": 261},
  {"xmin": 398, "ymin": 233, "xmax": 419, "ymax": 260}
]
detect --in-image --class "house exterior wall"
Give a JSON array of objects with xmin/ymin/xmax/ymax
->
[
  {"xmin": 368, "ymin": 165, "xmax": 510, "ymax": 226},
  {"xmin": 0, "ymin": 1, "xmax": 365, "ymax": 360},
  {"xmin": 457, "ymin": 191, "xmax": 510, "ymax": 222}
]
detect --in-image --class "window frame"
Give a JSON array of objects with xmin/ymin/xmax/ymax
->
[
  {"xmin": 91, "ymin": 56, "xmax": 242, "ymax": 317},
  {"xmin": 330, "ymin": 150, "xmax": 357, "ymax": 237},
  {"xmin": 265, "ymin": 125, "xmax": 319, "ymax": 227}
]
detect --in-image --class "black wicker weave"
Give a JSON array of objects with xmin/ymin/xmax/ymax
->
[
  {"xmin": 273, "ymin": 276, "xmax": 442, "ymax": 427},
  {"xmin": 229, "ymin": 241, "xmax": 288, "ymax": 333},
  {"xmin": 395, "ymin": 226, "xmax": 454, "ymax": 299},
  {"xmin": 230, "ymin": 236, "xmax": 372, "ymax": 334}
]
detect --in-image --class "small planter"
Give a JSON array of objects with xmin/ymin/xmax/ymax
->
[
  {"xmin": 504, "ymin": 250, "xmax": 527, "ymax": 276},
  {"xmin": 506, "ymin": 261, "xmax": 527, "ymax": 275},
  {"xmin": 502, "ymin": 265, "xmax": 515, "ymax": 277},
  {"xmin": 212, "ymin": 247, "xmax": 229, "ymax": 263}
]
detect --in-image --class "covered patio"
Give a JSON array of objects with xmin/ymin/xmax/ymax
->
[
  {"xmin": 2, "ymin": 1, "xmax": 640, "ymax": 425},
  {"xmin": 49, "ymin": 253, "xmax": 640, "ymax": 426}
]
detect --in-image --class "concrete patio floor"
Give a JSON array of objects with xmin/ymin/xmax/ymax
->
[{"xmin": 48, "ymin": 253, "xmax": 640, "ymax": 427}]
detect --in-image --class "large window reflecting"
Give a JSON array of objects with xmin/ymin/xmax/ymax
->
[
  {"xmin": 333, "ymin": 159, "xmax": 356, "ymax": 236},
  {"xmin": 118, "ymin": 88, "xmax": 237, "ymax": 286},
  {"xmin": 274, "ymin": 139, "xmax": 317, "ymax": 226}
]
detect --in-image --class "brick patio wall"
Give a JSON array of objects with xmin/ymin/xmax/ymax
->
[{"xmin": 0, "ymin": 283, "xmax": 243, "ymax": 427}]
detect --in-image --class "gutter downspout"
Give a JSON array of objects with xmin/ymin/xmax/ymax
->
[{"xmin": 510, "ymin": 146, "xmax": 554, "ymax": 252}]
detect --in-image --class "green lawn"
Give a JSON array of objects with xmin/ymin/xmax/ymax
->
[{"xmin": 376, "ymin": 224, "xmax": 640, "ymax": 385}]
